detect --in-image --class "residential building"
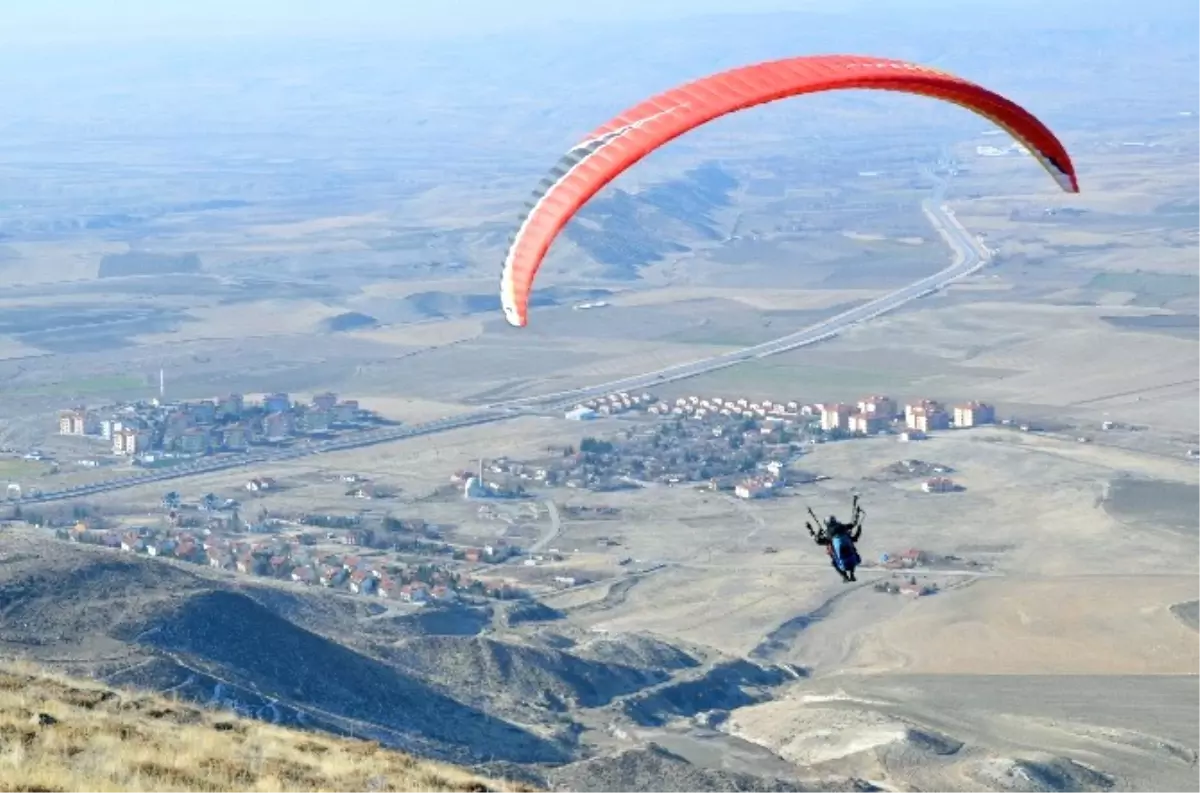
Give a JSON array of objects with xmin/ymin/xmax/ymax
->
[
  {"xmin": 189, "ymin": 400, "xmax": 217, "ymax": 424},
  {"xmin": 332, "ymin": 400, "xmax": 360, "ymax": 423},
  {"xmin": 302, "ymin": 408, "xmax": 332, "ymax": 433},
  {"xmin": 905, "ymin": 399, "xmax": 944, "ymax": 426},
  {"xmin": 922, "ymin": 477, "xmax": 957, "ymax": 493},
  {"xmin": 263, "ymin": 411, "xmax": 293, "ymax": 440},
  {"xmin": 58, "ymin": 408, "xmax": 88, "ymax": 436},
  {"xmin": 734, "ymin": 482, "xmax": 768, "ymax": 499},
  {"xmin": 953, "ymin": 401, "xmax": 996, "ymax": 428},
  {"xmin": 399, "ymin": 584, "xmax": 428, "ymax": 603},
  {"xmin": 312, "ymin": 392, "xmax": 338, "ymax": 411},
  {"xmin": 906, "ymin": 401, "xmax": 951, "ymax": 433},
  {"xmin": 113, "ymin": 427, "xmax": 149, "ymax": 456},
  {"xmin": 164, "ymin": 410, "xmax": 193, "ymax": 434},
  {"xmin": 263, "ymin": 392, "xmax": 291, "ymax": 413},
  {"xmin": 857, "ymin": 395, "xmax": 897, "ymax": 420},
  {"xmin": 847, "ymin": 412, "xmax": 888, "ymax": 435},
  {"xmin": 820, "ymin": 403, "xmax": 854, "ymax": 432},
  {"xmin": 319, "ymin": 566, "xmax": 346, "ymax": 587},
  {"xmin": 99, "ymin": 419, "xmax": 120, "ymax": 440},
  {"xmin": 221, "ymin": 424, "xmax": 248, "ymax": 450},
  {"xmin": 291, "ymin": 567, "xmax": 317, "ymax": 585},
  {"xmin": 216, "ymin": 393, "xmax": 244, "ymax": 419},
  {"xmin": 178, "ymin": 427, "xmax": 210, "ymax": 455}
]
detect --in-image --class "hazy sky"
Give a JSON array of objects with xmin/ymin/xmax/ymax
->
[
  {"xmin": 4, "ymin": 0, "xmax": 1187, "ymax": 45},
  {"xmin": 1, "ymin": 0, "xmax": 844, "ymax": 42}
]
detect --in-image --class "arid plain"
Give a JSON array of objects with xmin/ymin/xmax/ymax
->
[{"xmin": 0, "ymin": 9, "xmax": 1197, "ymax": 792}]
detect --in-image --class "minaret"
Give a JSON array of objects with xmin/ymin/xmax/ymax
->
[{"xmin": 159, "ymin": 368, "xmax": 165, "ymax": 400}]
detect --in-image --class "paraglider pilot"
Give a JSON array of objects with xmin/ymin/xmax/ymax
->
[{"xmin": 806, "ymin": 496, "xmax": 864, "ymax": 583}]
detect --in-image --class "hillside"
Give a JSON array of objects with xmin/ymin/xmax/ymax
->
[
  {"xmin": 0, "ymin": 662, "xmax": 528, "ymax": 792},
  {"xmin": 0, "ymin": 534, "xmax": 568, "ymax": 764},
  {"xmin": 0, "ymin": 531, "xmax": 840, "ymax": 790}
]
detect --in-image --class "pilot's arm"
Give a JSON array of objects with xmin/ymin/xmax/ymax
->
[{"xmin": 850, "ymin": 510, "xmax": 864, "ymax": 542}]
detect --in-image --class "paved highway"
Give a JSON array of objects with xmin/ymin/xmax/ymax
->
[
  {"xmin": 504, "ymin": 183, "xmax": 990, "ymax": 412},
  {"xmin": 17, "ymin": 181, "xmax": 990, "ymax": 505}
]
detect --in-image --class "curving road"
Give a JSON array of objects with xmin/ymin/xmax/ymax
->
[
  {"xmin": 16, "ymin": 181, "xmax": 990, "ymax": 504},
  {"xmin": 503, "ymin": 181, "xmax": 990, "ymax": 412}
]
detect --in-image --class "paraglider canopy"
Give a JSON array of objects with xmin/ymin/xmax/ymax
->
[{"xmin": 499, "ymin": 53, "xmax": 1080, "ymax": 328}]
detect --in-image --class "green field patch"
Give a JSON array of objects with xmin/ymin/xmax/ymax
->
[
  {"xmin": 1103, "ymin": 477, "xmax": 1199, "ymax": 538},
  {"xmin": 0, "ymin": 459, "xmax": 49, "ymax": 480},
  {"xmin": 1085, "ymin": 271, "xmax": 1198, "ymax": 307}
]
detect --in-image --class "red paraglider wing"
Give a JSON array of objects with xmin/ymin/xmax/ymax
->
[{"xmin": 500, "ymin": 54, "xmax": 1079, "ymax": 328}]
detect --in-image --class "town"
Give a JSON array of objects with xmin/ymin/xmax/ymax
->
[
  {"xmin": 44, "ymin": 496, "xmax": 529, "ymax": 605},
  {"xmin": 57, "ymin": 391, "xmax": 386, "ymax": 463},
  {"xmin": 5, "ymin": 388, "xmax": 1009, "ymax": 610},
  {"xmin": 465, "ymin": 391, "xmax": 997, "ymax": 499}
]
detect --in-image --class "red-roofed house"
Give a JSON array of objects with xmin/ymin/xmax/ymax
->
[{"xmin": 349, "ymin": 569, "xmax": 376, "ymax": 595}]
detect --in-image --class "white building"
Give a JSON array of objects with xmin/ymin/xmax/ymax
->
[
  {"xmin": 112, "ymin": 428, "xmax": 148, "ymax": 456},
  {"xmin": 953, "ymin": 402, "xmax": 995, "ymax": 428}
]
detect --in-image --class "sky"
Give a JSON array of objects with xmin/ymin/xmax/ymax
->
[
  {"xmin": 4, "ymin": 0, "xmax": 1188, "ymax": 46},
  {"xmin": 0, "ymin": 0, "xmax": 840, "ymax": 42}
]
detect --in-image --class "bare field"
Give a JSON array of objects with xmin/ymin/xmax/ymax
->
[
  {"xmin": 244, "ymin": 211, "xmax": 393, "ymax": 239},
  {"xmin": 725, "ymin": 673, "xmax": 1199, "ymax": 792},
  {"xmin": 949, "ymin": 143, "xmax": 1199, "ymax": 279},
  {"xmin": 677, "ymin": 299, "xmax": 1200, "ymax": 433},
  {"xmin": 135, "ymin": 300, "xmax": 350, "ymax": 343},
  {"xmin": 611, "ymin": 286, "xmax": 889, "ymax": 311},
  {"xmin": 344, "ymin": 318, "xmax": 484, "ymax": 348},
  {"xmin": 848, "ymin": 575, "xmax": 1199, "ymax": 676},
  {"xmin": 524, "ymin": 422, "xmax": 1198, "ymax": 788},
  {"xmin": 0, "ymin": 240, "xmax": 129, "ymax": 286},
  {"xmin": 532, "ymin": 428, "xmax": 1196, "ymax": 667}
]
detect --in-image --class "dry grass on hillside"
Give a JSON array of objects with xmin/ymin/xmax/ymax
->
[{"xmin": 0, "ymin": 663, "xmax": 532, "ymax": 793}]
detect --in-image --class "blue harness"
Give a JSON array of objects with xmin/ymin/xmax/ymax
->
[{"xmin": 831, "ymin": 533, "xmax": 861, "ymax": 572}]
